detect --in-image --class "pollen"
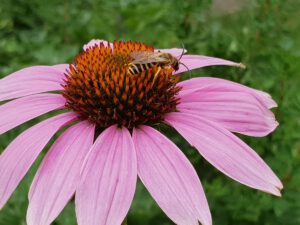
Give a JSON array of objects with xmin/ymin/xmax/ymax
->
[{"xmin": 62, "ymin": 41, "xmax": 181, "ymax": 129}]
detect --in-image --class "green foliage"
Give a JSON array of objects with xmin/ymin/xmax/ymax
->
[{"xmin": 0, "ymin": 0, "xmax": 299, "ymax": 224}]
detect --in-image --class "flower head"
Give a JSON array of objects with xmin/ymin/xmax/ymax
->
[
  {"xmin": 0, "ymin": 39, "xmax": 282, "ymax": 225},
  {"xmin": 63, "ymin": 41, "xmax": 181, "ymax": 128}
]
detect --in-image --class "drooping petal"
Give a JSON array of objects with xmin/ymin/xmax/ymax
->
[
  {"xmin": 83, "ymin": 39, "xmax": 112, "ymax": 51},
  {"xmin": 0, "ymin": 66, "xmax": 65, "ymax": 101},
  {"xmin": 178, "ymin": 90, "xmax": 278, "ymax": 137},
  {"xmin": 0, "ymin": 94, "xmax": 66, "ymax": 135},
  {"xmin": 133, "ymin": 126, "xmax": 212, "ymax": 225},
  {"xmin": 155, "ymin": 48, "xmax": 187, "ymax": 57},
  {"xmin": 175, "ymin": 55, "xmax": 245, "ymax": 75},
  {"xmin": 0, "ymin": 112, "xmax": 77, "ymax": 209},
  {"xmin": 165, "ymin": 112, "xmax": 283, "ymax": 196},
  {"xmin": 27, "ymin": 121, "xmax": 94, "ymax": 225},
  {"xmin": 178, "ymin": 77, "xmax": 277, "ymax": 109},
  {"xmin": 76, "ymin": 125, "xmax": 137, "ymax": 225}
]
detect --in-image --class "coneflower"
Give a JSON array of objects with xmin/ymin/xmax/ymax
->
[{"xmin": 0, "ymin": 39, "xmax": 282, "ymax": 225}]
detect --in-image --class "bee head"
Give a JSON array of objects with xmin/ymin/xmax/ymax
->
[{"xmin": 173, "ymin": 61, "xmax": 180, "ymax": 71}]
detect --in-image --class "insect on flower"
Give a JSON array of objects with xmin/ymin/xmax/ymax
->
[{"xmin": 127, "ymin": 47, "xmax": 188, "ymax": 84}]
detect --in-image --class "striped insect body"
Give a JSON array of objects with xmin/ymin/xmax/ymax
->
[{"xmin": 127, "ymin": 51, "xmax": 180, "ymax": 76}]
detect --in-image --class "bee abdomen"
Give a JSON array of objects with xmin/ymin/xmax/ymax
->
[{"xmin": 128, "ymin": 63, "xmax": 156, "ymax": 75}]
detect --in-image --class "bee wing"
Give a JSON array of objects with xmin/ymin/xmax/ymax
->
[{"xmin": 130, "ymin": 51, "xmax": 166, "ymax": 64}]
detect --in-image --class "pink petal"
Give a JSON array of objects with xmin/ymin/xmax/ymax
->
[
  {"xmin": 178, "ymin": 90, "xmax": 278, "ymax": 137},
  {"xmin": 0, "ymin": 112, "xmax": 77, "ymax": 209},
  {"xmin": 165, "ymin": 112, "xmax": 283, "ymax": 196},
  {"xmin": 51, "ymin": 64, "xmax": 69, "ymax": 74},
  {"xmin": 133, "ymin": 126, "xmax": 212, "ymax": 225},
  {"xmin": 27, "ymin": 121, "xmax": 94, "ymax": 225},
  {"xmin": 0, "ymin": 94, "xmax": 66, "ymax": 135},
  {"xmin": 178, "ymin": 77, "xmax": 277, "ymax": 109},
  {"xmin": 0, "ymin": 66, "xmax": 65, "ymax": 101},
  {"xmin": 83, "ymin": 39, "xmax": 112, "ymax": 51},
  {"xmin": 175, "ymin": 55, "xmax": 245, "ymax": 75},
  {"xmin": 76, "ymin": 125, "xmax": 137, "ymax": 225},
  {"xmin": 155, "ymin": 48, "xmax": 187, "ymax": 57}
]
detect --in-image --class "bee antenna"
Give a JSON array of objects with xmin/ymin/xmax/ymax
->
[
  {"xmin": 178, "ymin": 42, "xmax": 186, "ymax": 61},
  {"xmin": 180, "ymin": 62, "xmax": 192, "ymax": 78},
  {"xmin": 180, "ymin": 62, "xmax": 189, "ymax": 71}
]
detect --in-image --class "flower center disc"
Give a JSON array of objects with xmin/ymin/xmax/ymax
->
[{"xmin": 62, "ymin": 41, "xmax": 181, "ymax": 129}]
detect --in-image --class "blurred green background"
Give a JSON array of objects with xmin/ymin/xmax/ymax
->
[{"xmin": 0, "ymin": 0, "xmax": 300, "ymax": 224}]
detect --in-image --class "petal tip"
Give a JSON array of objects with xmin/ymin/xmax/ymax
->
[
  {"xmin": 264, "ymin": 182, "xmax": 283, "ymax": 197},
  {"xmin": 268, "ymin": 119, "xmax": 279, "ymax": 134},
  {"xmin": 264, "ymin": 95, "xmax": 278, "ymax": 109},
  {"xmin": 276, "ymin": 179, "xmax": 284, "ymax": 190},
  {"xmin": 273, "ymin": 188, "xmax": 282, "ymax": 197},
  {"xmin": 256, "ymin": 91, "xmax": 278, "ymax": 109},
  {"xmin": 235, "ymin": 62, "xmax": 246, "ymax": 69}
]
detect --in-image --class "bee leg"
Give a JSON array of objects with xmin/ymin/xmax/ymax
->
[
  {"xmin": 152, "ymin": 67, "xmax": 162, "ymax": 86},
  {"xmin": 127, "ymin": 67, "xmax": 135, "ymax": 76}
]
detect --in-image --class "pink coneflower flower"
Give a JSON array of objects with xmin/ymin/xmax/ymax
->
[{"xmin": 0, "ymin": 40, "xmax": 282, "ymax": 225}]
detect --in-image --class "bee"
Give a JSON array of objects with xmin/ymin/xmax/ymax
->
[{"xmin": 127, "ymin": 48, "xmax": 187, "ymax": 84}]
